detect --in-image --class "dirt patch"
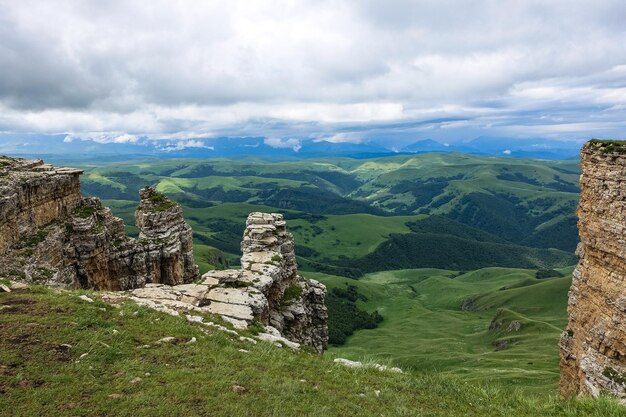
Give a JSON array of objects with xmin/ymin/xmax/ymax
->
[
  {"xmin": 51, "ymin": 343, "xmax": 73, "ymax": 362},
  {"xmin": 0, "ymin": 298, "xmax": 36, "ymax": 306},
  {"xmin": 17, "ymin": 379, "xmax": 46, "ymax": 389}
]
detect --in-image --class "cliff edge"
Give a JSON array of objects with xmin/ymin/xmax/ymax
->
[
  {"xmin": 561, "ymin": 140, "xmax": 626, "ymax": 401},
  {"xmin": 0, "ymin": 156, "xmax": 199, "ymax": 288}
]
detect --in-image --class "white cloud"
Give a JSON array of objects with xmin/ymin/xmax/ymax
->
[
  {"xmin": 62, "ymin": 133, "xmax": 140, "ymax": 144},
  {"xmin": 156, "ymin": 139, "xmax": 213, "ymax": 152},
  {"xmin": 316, "ymin": 133, "xmax": 364, "ymax": 144},
  {"xmin": 0, "ymin": 1, "xmax": 625, "ymax": 144},
  {"xmin": 264, "ymin": 137, "xmax": 301, "ymax": 151}
]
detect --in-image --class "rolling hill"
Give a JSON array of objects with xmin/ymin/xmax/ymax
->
[{"xmin": 76, "ymin": 153, "xmax": 579, "ymax": 277}]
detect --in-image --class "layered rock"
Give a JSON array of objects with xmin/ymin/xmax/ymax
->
[
  {"xmin": 560, "ymin": 140, "xmax": 626, "ymax": 400},
  {"xmin": 0, "ymin": 156, "xmax": 82, "ymax": 253},
  {"xmin": 127, "ymin": 213, "xmax": 329, "ymax": 352},
  {"xmin": 61, "ymin": 190, "xmax": 199, "ymax": 290},
  {"xmin": 0, "ymin": 156, "xmax": 199, "ymax": 289}
]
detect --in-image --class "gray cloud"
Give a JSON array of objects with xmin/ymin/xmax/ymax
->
[{"xmin": 0, "ymin": 0, "xmax": 625, "ymax": 144}]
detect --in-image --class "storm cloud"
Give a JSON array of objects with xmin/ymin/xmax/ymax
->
[{"xmin": 0, "ymin": 0, "xmax": 625, "ymax": 145}]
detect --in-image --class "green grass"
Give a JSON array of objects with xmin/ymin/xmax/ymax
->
[
  {"xmin": 290, "ymin": 213, "xmax": 425, "ymax": 258},
  {"xmin": 1, "ymin": 286, "xmax": 624, "ymax": 416},
  {"xmin": 588, "ymin": 139, "xmax": 626, "ymax": 154},
  {"xmin": 307, "ymin": 267, "xmax": 575, "ymax": 394}
]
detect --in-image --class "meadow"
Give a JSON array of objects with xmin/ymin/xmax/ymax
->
[{"xmin": 2, "ymin": 284, "xmax": 623, "ymax": 416}]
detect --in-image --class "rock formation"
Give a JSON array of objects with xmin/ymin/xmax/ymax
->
[
  {"xmin": 125, "ymin": 212, "xmax": 329, "ymax": 353},
  {"xmin": 0, "ymin": 156, "xmax": 199, "ymax": 289},
  {"xmin": 0, "ymin": 156, "xmax": 328, "ymax": 352},
  {"xmin": 0, "ymin": 156, "xmax": 82, "ymax": 253},
  {"xmin": 561, "ymin": 140, "xmax": 626, "ymax": 401}
]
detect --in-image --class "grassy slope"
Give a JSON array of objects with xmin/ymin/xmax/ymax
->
[
  {"xmin": 290, "ymin": 214, "xmax": 425, "ymax": 258},
  {"xmin": 307, "ymin": 267, "xmax": 575, "ymax": 394},
  {"xmin": 1, "ymin": 286, "xmax": 623, "ymax": 417}
]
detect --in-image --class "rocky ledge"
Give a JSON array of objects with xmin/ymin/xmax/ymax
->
[{"xmin": 116, "ymin": 213, "xmax": 329, "ymax": 353}]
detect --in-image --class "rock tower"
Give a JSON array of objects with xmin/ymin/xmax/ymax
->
[
  {"xmin": 561, "ymin": 140, "xmax": 626, "ymax": 400},
  {"xmin": 127, "ymin": 212, "xmax": 329, "ymax": 352}
]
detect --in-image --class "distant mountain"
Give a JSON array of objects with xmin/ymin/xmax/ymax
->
[
  {"xmin": 399, "ymin": 137, "xmax": 581, "ymax": 159},
  {"xmin": 0, "ymin": 133, "xmax": 582, "ymax": 161},
  {"xmin": 400, "ymin": 139, "xmax": 451, "ymax": 153}
]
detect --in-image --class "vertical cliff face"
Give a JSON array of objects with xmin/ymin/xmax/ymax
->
[
  {"xmin": 0, "ymin": 157, "xmax": 82, "ymax": 253},
  {"xmin": 0, "ymin": 156, "xmax": 199, "ymax": 290},
  {"xmin": 63, "ymin": 190, "xmax": 199, "ymax": 290},
  {"xmin": 561, "ymin": 140, "xmax": 626, "ymax": 400}
]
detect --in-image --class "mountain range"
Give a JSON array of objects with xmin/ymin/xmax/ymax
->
[{"xmin": 0, "ymin": 134, "xmax": 582, "ymax": 161}]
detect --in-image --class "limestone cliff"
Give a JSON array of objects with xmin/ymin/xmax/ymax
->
[
  {"xmin": 125, "ymin": 213, "xmax": 329, "ymax": 353},
  {"xmin": 0, "ymin": 156, "xmax": 82, "ymax": 253},
  {"xmin": 561, "ymin": 140, "xmax": 626, "ymax": 400},
  {"xmin": 0, "ymin": 156, "xmax": 199, "ymax": 289}
]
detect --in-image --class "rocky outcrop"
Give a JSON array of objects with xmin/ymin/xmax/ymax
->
[
  {"xmin": 0, "ymin": 156, "xmax": 82, "ymax": 253},
  {"xmin": 0, "ymin": 156, "xmax": 199, "ymax": 289},
  {"xmin": 560, "ymin": 140, "xmax": 626, "ymax": 401},
  {"xmin": 1, "ymin": 156, "xmax": 327, "ymax": 352},
  {"xmin": 126, "ymin": 213, "xmax": 329, "ymax": 352}
]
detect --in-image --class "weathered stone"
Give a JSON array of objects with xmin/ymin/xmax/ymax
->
[
  {"xmin": 0, "ymin": 157, "xmax": 198, "ymax": 290},
  {"xmin": 203, "ymin": 212, "xmax": 328, "ymax": 352},
  {"xmin": 0, "ymin": 156, "xmax": 82, "ymax": 254},
  {"xmin": 205, "ymin": 287, "xmax": 268, "ymax": 316},
  {"xmin": 560, "ymin": 140, "xmax": 626, "ymax": 400},
  {"xmin": 114, "ymin": 212, "xmax": 328, "ymax": 352},
  {"xmin": 155, "ymin": 337, "xmax": 177, "ymax": 344},
  {"xmin": 333, "ymin": 358, "xmax": 403, "ymax": 373},
  {"xmin": 78, "ymin": 295, "xmax": 94, "ymax": 303},
  {"xmin": 206, "ymin": 301, "xmax": 255, "ymax": 322}
]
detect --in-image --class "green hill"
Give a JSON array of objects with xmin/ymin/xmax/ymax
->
[
  {"xmin": 308, "ymin": 267, "xmax": 575, "ymax": 394},
  {"xmin": 65, "ymin": 153, "xmax": 591, "ymax": 403},
  {"xmin": 77, "ymin": 153, "xmax": 579, "ymax": 276}
]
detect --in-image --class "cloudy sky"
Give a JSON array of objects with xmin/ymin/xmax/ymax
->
[{"xmin": 1, "ymin": 0, "xmax": 625, "ymax": 146}]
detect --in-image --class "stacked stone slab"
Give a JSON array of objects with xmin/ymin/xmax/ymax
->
[
  {"xmin": 127, "ymin": 212, "xmax": 329, "ymax": 353},
  {"xmin": 0, "ymin": 156, "xmax": 199, "ymax": 289},
  {"xmin": 560, "ymin": 140, "xmax": 626, "ymax": 401}
]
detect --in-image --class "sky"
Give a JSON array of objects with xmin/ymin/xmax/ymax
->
[{"xmin": 1, "ymin": 0, "xmax": 625, "ymax": 148}]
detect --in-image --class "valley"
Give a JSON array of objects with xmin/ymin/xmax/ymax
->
[
  {"xmin": 71, "ymin": 152, "xmax": 581, "ymax": 393},
  {"xmin": 311, "ymin": 267, "xmax": 573, "ymax": 394}
]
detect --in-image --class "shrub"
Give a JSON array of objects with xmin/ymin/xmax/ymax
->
[
  {"xmin": 535, "ymin": 269, "xmax": 564, "ymax": 279},
  {"xmin": 282, "ymin": 284, "xmax": 303, "ymax": 304}
]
